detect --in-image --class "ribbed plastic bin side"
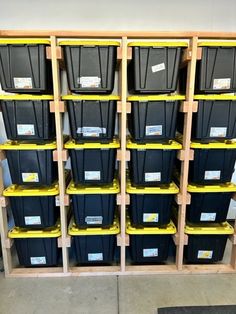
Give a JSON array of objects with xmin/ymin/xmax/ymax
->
[
  {"xmin": 0, "ymin": 95, "xmax": 55, "ymax": 141},
  {"xmin": 0, "ymin": 40, "xmax": 52, "ymax": 93},
  {"xmin": 60, "ymin": 41, "xmax": 119, "ymax": 94}
]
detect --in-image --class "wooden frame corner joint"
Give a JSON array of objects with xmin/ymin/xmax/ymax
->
[
  {"xmin": 46, "ymin": 46, "xmax": 63, "ymax": 60},
  {"xmin": 117, "ymin": 193, "xmax": 130, "ymax": 206},
  {"xmin": 117, "ymin": 149, "xmax": 130, "ymax": 161},
  {"xmin": 117, "ymin": 101, "xmax": 131, "ymax": 113},
  {"xmin": 53, "ymin": 149, "xmax": 68, "ymax": 162},
  {"xmin": 117, "ymin": 233, "xmax": 129, "ymax": 247},
  {"xmin": 50, "ymin": 101, "xmax": 66, "ymax": 113}
]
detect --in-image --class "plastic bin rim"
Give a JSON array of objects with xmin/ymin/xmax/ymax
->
[
  {"xmin": 126, "ymin": 179, "xmax": 179, "ymax": 194},
  {"xmin": 194, "ymin": 94, "xmax": 236, "ymax": 100},
  {"xmin": 0, "ymin": 94, "xmax": 54, "ymax": 100},
  {"xmin": 126, "ymin": 218, "xmax": 176, "ymax": 235},
  {"xmin": 8, "ymin": 224, "xmax": 61, "ymax": 239},
  {"xmin": 190, "ymin": 140, "xmax": 236, "ymax": 149},
  {"xmin": 127, "ymin": 138, "xmax": 182, "ymax": 150},
  {"xmin": 187, "ymin": 182, "xmax": 236, "ymax": 193},
  {"xmin": 3, "ymin": 183, "xmax": 59, "ymax": 197},
  {"xmin": 185, "ymin": 222, "xmax": 234, "ymax": 235},
  {"xmin": 66, "ymin": 179, "xmax": 120, "ymax": 194},
  {"xmin": 0, "ymin": 140, "xmax": 57, "ymax": 150},
  {"xmin": 62, "ymin": 95, "xmax": 120, "ymax": 101},
  {"xmin": 198, "ymin": 41, "xmax": 236, "ymax": 47},
  {"xmin": 65, "ymin": 138, "xmax": 120, "ymax": 149},
  {"xmin": 68, "ymin": 218, "xmax": 120, "ymax": 235},
  {"xmin": 127, "ymin": 95, "xmax": 185, "ymax": 101},
  {"xmin": 59, "ymin": 40, "xmax": 120, "ymax": 46},
  {"xmin": 0, "ymin": 38, "xmax": 51, "ymax": 45},
  {"xmin": 128, "ymin": 41, "xmax": 188, "ymax": 47}
]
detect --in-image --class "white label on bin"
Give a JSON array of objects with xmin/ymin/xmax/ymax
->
[
  {"xmin": 197, "ymin": 250, "xmax": 213, "ymax": 259},
  {"xmin": 17, "ymin": 124, "xmax": 35, "ymax": 136},
  {"xmin": 88, "ymin": 253, "xmax": 103, "ymax": 261},
  {"xmin": 77, "ymin": 127, "xmax": 106, "ymax": 137},
  {"xmin": 85, "ymin": 171, "xmax": 101, "ymax": 181},
  {"xmin": 30, "ymin": 256, "xmax": 46, "ymax": 265},
  {"xmin": 200, "ymin": 212, "xmax": 217, "ymax": 222},
  {"xmin": 213, "ymin": 78, "xmax": 231, "ymax": 90},
  {"xmin": 55, "ymin": 196, "xmax": 60, "ymax": 206},
  {"xmin": 13, "ymin": 77, "xmax": 32, "ymax": 89},
  {"xmin": 24, "ymin": 216, "xmax": 41, "ymax": 225},
  {"xmin": 145, "ymin": 172, "xmax": 161, "ymax": 182},
  {"xmin": 152, "ymin": 63, "xmax": 165, "ymax": 73},
  {"xmin": 85, "ymin": 216, "xmax": 103, "ymax": 225},
  {"xmin": 22, "ymin": 172, "xmax": 39, "ymax": 183},
  {"xmin": 204, "ymin": 170, "xmax": 221, "ymax": 180},
  {"xmin": 143, "ymin": 213, "xmax": 159, "ymax": 223},
  {"xmin": 210, "ymin": 127, "xmax": 227, "ymax": 138},
  {"xmin": 146, "ymin": 125, "xmax": 162, "ymax": 136},
  {"xmin": 143, "ymin": 248, "xmax": 158, "ymax": 257},
  {"xmin": 78, "ymin": 76, "xmax": 101, "ymax": 88}
]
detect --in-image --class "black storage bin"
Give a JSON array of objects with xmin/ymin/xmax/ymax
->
[
  {"xmin": 3, "ymin": 183, "xmax": 60, "ymax": 229},
  {"xmin": 0, "ymin": 39, "xmax": 52, "ymax": 93},
  {"xmin": 128, "ymin": 95, "xmax": 184, "ymax": 143},
  {"xmin": 60, "ymin": 40, "xmax": 119, "ymax": 94},
  {"xmin": 68, "ymin": 218, "xmax": 120, "ymax": 265},
  {"xmin": 127, "ymin": 139, "xmax": 182, "ymax": 186},
  {"xmin": 127, "ymin": 179, "xmax": 179, "ymax": 227},
  {"xmin": 187, "ymin": 183, "xmax": 236, "ymax": 223},
  {"xmin": 184, "ymin": 222, "xmax": 233, "ymax": 263},
  {"xmin": 66, "ymin": 179, "xmax": 119, "ymax": 228},
  {"xmin": 8, "ymin": 224, "xmax": 61, "ymax": 267},
  {"xmin": 0, "ymin": 95, "xmax": 55, "ymax": 141},
  {"xmin": 189, "ymin": 140, "xmax": 236, "ymax": 185},
  {"xmin": 0, "ymin": 140, "xmax": 58, "ymax": 186},
  {"xmin": 63, "ymin": 95, "xmax": 118, "ymax": 143},
  {"xmin": 65, "ymin": 139, "xmax": 119, "ymax": 185},
  {"xmin": 128, "ymin": 41, "xmax": 187, "ymax": 93},
  {"xmin": 196, "ymin": 42, "xmax": 236, "ymax": 93},
  {"xmin": 126, "ymin": 217, "xmax": 176, "ymax": 264}
]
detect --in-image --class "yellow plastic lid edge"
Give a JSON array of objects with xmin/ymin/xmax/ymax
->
[
  {"xmin": 8, "ymin": 225, "xmax": 61, "ymax": 238},
  {"xmin": 0, "ymin": 39, "xmax": 50, "ymax": 45},
  {"xmin": 59, "ymin": 40, "xmax": 120, "ymax": 46},
  {"xmin": 3, "ymin": 183, "xmax": 59, "ymax": 197},
  {"xmin": 198, "ymin": 41, "xmax": 236, "ymax": 47},
  {"xmin": 62, "ymin": 95, "xmax": 120, "ymax": 101},
  {"xmin": 0, "ymin": 140, "xmax": 57, "ymax": 150},
  {"xmin": 66, "ymin": 179, "xmax": 120, "ymax": 195},
  {"xmin": 0, "ymin": 94, "xmax": 54, "ymax": 100},
  {"xmin": 194, "ymin": 94, "xmax": 236, "ymax": 100},
  {"xmin": 65, "ymin": 138, "xmax": 120, "ymax": 149},
  {"xmin": 185, "ymin": 222, "xmax": 234, "ymax": 235},
  {"xmin": 126, "ymin": 181, "xmax": 179, "ymax": 194},
  {"xmin": 127, "ymin": 95, "xmax": 185, "ymax": 101},
  {"xmin": 127, "ymin": 138, "xmax": 182, "ymax": 150},
  {"xmin": 187, "ymin": 182, "xmax": 236, "ymax": 193},
  {"xmin": 128, "ymin": 41, "xmax": 188, "ymax": 47}
]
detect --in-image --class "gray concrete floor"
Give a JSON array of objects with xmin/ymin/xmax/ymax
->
[{"xmin": 0, "ymin": 271, "xmax": 236, "ymax": 314}]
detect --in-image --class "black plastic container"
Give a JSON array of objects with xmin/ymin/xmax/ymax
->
[
  {"xmin": 0, "ymin": 39, "xmax": 52, "ymax": 93},
  {"xmin": 128, "ymin": 95, "xmax": 183, "ymax": 143},
  {"xmin": 127, "ymin": 139, "xmax": 182, "ymax": 186},
  {"xmin": 63, "ymin": 95, "xmax": 118, "ymax": 143},
  {"xmin": 68, "ymin": 218, "xmax": 120, "ymax": 265},
  {"xmin": 65, "ymin": 139, "xmax": 119, "ymax": 185},
  {"xmin": 128, "ymin": 41, "xmax": 187, "ymax": 94},
  {"xmin": 189, "ymin": 141, "xmax": 236, "ymax": 185},
  {"xmin": 0, "ymin": 95, "xmax": 55, "ymax": 141},
  {"xmin": 184, "ymin": 222, "xmax": 233, "ymax": 263},
  {"xmin": 66, "ymin": 179, "xmax": 119, "ymax": 228},
  {"xmin": 0, "ymin": 140, "xmax": 58, "ymax": 186},
  {"xmin": 60, "ymin": 40, "xmax": 119, "ymax": 94},
  {"xmin": 127, "ymin": 180, "xmax": 179, "ymax": 227}
]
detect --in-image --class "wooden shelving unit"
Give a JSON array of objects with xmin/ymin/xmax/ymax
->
[{"xmin": 0, "ymin": 30, "xmax": 236, "ymax": 277}]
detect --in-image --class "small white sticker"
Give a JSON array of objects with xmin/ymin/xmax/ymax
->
[
  {"xmin": 197, "ymin": 250, "xmax": 213, "ymax": 259},
  {"xmin": 204, "ymin": 170, "xmax": 221, "ymax": 180},
  {"xmin": 55, "ymin": 196, "xmax": 60, "ymax": 206},
  {"xmin": 30, "ymin": 256, "xmax": 46, "ymax": 265},
  {"xmin": 24, "ymin": 216, "xmax": 41, "ymax": 225},
  {"xmin": 22, "ymin": 173, "xmax": 39, "ymax": 183},
  {"xmin": 88, "ymin": 253, "xmax": 103, "ymax": 261},
  {"xmin": 210, "ymin": 127, "xmax": 227, "ymax": 138},
  {"xmin": 85, "ymin": 216, "xmax": 103, "ymax": 225},
  {"xmin": 200, "ymin": 212, "xmax": 217, "ymax": 222},
  {"xmin": 78, "ymin": 76, "xmax": 101, "ymax": 88},
  {"xmin": 143, "ymin": 248, "xmax": 158, "ymax": 257},
  {"xmin": 152, "ymin": 63, "xmax": 165, "ymax": 73},
  {"xmin": 143, "ymin": 213, "xmax": 159, "ymax": 223},
  {"xmin": 17, "ymin": 124, "xmax": 35, "ymax": 136},
  {"xmin": 145, "ymin": 172, "xmax": 161, "ymax": 182},
  {"xmin": 77, "ymin": 127, "xmax": 106, "ymax": 137},
  {"xmin": 146, "ymin": 125, "xmax": 162, "ymax": 136},
  {"xmin": 13, "ymin": 77, "xmax": 32, "ymax": 89},
  {"xmin": 213, "ymin": 78, "xmax": 231, "ymax": 90},
  {"xmin": 84, "ymin": 171, "xmax": 101, "ymax": 181}
]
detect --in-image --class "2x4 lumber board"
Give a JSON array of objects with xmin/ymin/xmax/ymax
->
[
  {"xmin": 176, "ymin": 36, "xmax": 198, "ymax": 271},
  {"xmin": 50, "ymin": 36, "xmax": 69, "ymax": 274},
  {"xmin": 70, "ymin": 266, "xmax": 120, "ymax": 276},
  {"xmin": 8, "ymin": 267, "xmax": 67, "ymax": 278}
]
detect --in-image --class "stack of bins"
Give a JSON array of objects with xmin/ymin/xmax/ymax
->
[
  {"xmin": 60, "ymin": 40, "xmax": 121, "ymax": 265},
  {"xmin": 0, "ymin": 39, "xmax": 61, "ymax": 268},
  {"xmin": 126, "ymin": 41, "xmax": 187, "ymax": 264},
  {"xmin": 183, "ymin": 42, "xmax": 236, "ymax": 264}
]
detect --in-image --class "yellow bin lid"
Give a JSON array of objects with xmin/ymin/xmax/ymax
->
[
  {"xmin": 62, "ymin": 95, "xmax": 120, "ymax": 101},
  {"xmin": 65, "ymin": 138, "xmax": 120, "ymax": 149},
  {"xmin": 194, "ymin": 94, "xmax": 236, "ymax": 100},
  {"xmin": 185, "ymin": 222, "xmax": 234, "ymax": 235},
  {"xmin": 0, "ymin": 140, "xmax": 56, "ymax": 150},
  {"xmin": 128, "ymin": 41, "xmax": 188, "ymax": 47},
  {"xmin": 127, "ymin": 95, "xmax": 185, "ymax": 101},
  {"xmin": 187, "ymin": 182, "xmax": 236, "ymax": 193},
  {"xmin": 0, "ymin": 94, "xmax": 53, "ymax": 100},
  {"xmin": 127, "ymin": 137, "xmax": 182, "ymax": 150},
  {"xmin": 127, "ymin": 179, "xmax": 179, "ymax": 194},
  {"xmin": 126, "ymin": 217, "xmax": 176, "ymax": 235},
  {"xmin": 59, "ymin": 40, "xmax": 120, "ymax": 46},
  {"xmin": 3, "ymin": 182, "xmax": 59, "ymax": 197},
  {"xmin": 0, "ymin": 38, "xmax": 50, "ymax": 45},
  {"xmin": 190, "ymin": 140, "xmax": 236, "ymax": 149},
  {"xmin": 68, "ymin": 218, "xmax": 120, "ymax": 236},
  {"xmin": 8, "ymin": 224, "xmax": 61, "ymax": 239},
  {"xmin": 198, "ymin": 41, "xmax": 236, "ymax": 47}
]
